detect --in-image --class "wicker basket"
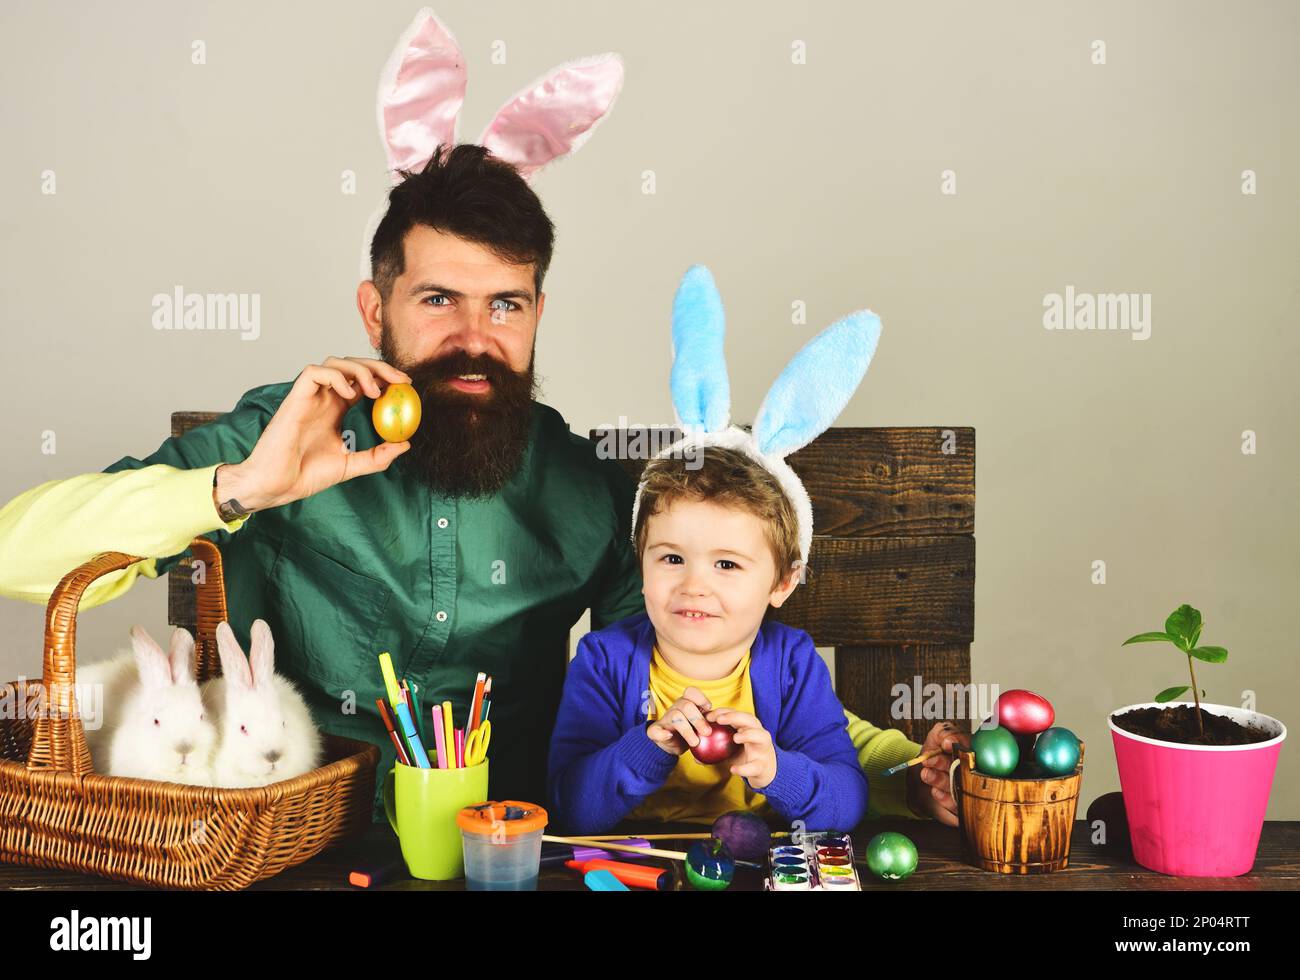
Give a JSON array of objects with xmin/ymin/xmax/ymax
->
[{"xmin": 0, "ymin": 538, "xmax": 379, "ymax": 889}]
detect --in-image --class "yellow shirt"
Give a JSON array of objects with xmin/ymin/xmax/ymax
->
[
  {"xmin": 626, "ymin": 644, "xmax": 775, "ymax": 825},
  {"xmin": 845, "ymin": 708, "xmax": 924, "ymax": 819},
  {"xmin": 0, "ymin": 464, "xmax": 248, "ymax": 608}
]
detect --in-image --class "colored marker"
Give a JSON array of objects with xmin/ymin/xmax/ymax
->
[
  {"xmin": 404, "ymin": 680, "xmax": 424, "ymax": 746},
  {"xmin": 392, "ymin": 698, "xmax": 431, "ymax": 768},
  {"xmin": 378, "ymin": 652, "xmax": 402, "ymax": 709},
  {"xmin": 431, "ymin": 704, "xmax": 448, "ymax": 769},
  {"xmin": 349, "ymin": 856, "xmax": 407, "ymax": 888},
  {"xmin": 541, "ymin": 840, "xmax": 654, "ymax": 867},
  {"xmin": 585, "ymin": 869, "xmax": 629, "ymax": 891},
  {"xmin": 564, "ymin": 858, "xmax": 672, "ymax": 891},
  {"xmin": 441, "ymin": 701, "xmax": 455, "ymax": 768}
]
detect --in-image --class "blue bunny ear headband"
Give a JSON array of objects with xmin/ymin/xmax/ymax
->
[{"xmin": 630, "ymin": 264, "xmax": 883, "ymax": 571}]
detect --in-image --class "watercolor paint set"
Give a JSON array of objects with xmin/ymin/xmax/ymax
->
[{"xmin": 765, "ymin": 830, "xmax": 860, "ymax": 891}]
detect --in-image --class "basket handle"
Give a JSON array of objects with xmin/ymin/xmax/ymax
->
[
  {"xmin": 182, "ymin": 537, "xmax": 228, "ymax": 684},
  {"xmin": 26, "ymin": 536, "xmax": 228, "ymax": 775}
]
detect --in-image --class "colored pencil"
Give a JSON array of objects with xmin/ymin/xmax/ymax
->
[
  {"xmin": 375, "ymin": 698, "xmax": 411, "ymax": 766},
  {"xmin": 467, "ymin": 672, "xmax": 487, "ymax": 735},
  {"xmin": 397, "ymin": 680, "xmax": 417, "ymax": 760}
]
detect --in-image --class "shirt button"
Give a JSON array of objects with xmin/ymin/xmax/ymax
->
[
  {"xmin": 436, "ymin": 610, "xmax": 448, "ymax": 622},
  {"xmin": 437, "ymin": 517, "xmax": 449, "ymax": 529}
]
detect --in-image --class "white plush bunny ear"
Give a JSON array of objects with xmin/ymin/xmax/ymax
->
[
  {"xmin": 669, "ymin": 265, "xmax": 730, "ymax": 434},
  {"xmin": 752, "ymin": 310, "xmax": 882, "ymax": 458},
  {"xmin": 377, "ymin": 7, "xmax": 468, "ymax": 181},
  {"xmin": 477, "ymin": 52, "xmax": 624, "ymax": 183}
]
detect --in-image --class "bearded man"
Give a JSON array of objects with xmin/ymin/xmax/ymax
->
[{"xmin": 0, "ymin": 144, "xmax": 645, "ymax": 818}]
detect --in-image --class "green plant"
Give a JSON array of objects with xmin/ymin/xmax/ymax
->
[{"xmin": 1122, "ymin": 603, "xmax": 1228, "ymax": 735}]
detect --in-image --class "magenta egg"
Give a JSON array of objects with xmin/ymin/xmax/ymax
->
[{"xmin": 997, "ymin": 689, "xmax": 1055, "ymax": 735}]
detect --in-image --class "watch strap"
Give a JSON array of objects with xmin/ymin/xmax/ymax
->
[{"xmin": 213, "ymin": 465, "xmax": 253, "ymax": 522}]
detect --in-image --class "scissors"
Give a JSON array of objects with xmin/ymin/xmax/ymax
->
[{"xmin": 463, "ymin": 720, "xmax": 492, "ymax": 767}]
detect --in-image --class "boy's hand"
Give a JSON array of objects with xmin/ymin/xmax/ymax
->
[
  {"xmin": 646, "ymin": 687, "xmax": 713, "ymax": 756},
  {"xmin": 706, "ymin": 708, "xmax": 776, "ymax": 790},
  {"xmin": 905, "ymin": 722, "xmax": 970, "ymax": 826}
]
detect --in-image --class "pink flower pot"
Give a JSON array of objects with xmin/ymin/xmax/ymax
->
[{"xmin": 1109, "ymin": 702, "xmax": 1286, "ymax": 877}]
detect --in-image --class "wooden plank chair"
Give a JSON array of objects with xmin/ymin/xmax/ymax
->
[{"xmin": 590, "ymin": 425, "xmax": 976, "ymax": 741}]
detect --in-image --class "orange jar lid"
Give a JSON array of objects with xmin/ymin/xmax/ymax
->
[{"xmin": 456, "ymin": 800, "xmax": 549, "ymax": 836}]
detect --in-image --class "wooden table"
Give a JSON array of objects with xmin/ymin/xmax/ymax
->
[{"xmin": 3, "ymin": 819, "xmax": 1296, "ymax": 890}]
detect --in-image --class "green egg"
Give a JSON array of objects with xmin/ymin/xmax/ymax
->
[
  {"xmin": 865, "ymin": 831, "xmax": 918, "ymax": 881},
  {"xmin": 971, "ymin": 726, "xmax": 1019, "ymax": 776},
  {"xmin": 1034, "ymin": 727, "xmax": 1081, "ymax": 775}
]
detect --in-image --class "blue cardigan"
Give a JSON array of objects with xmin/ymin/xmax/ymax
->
[{"xmin": 547, "ymin": 612, "xmax": 870, "ymax": 835}]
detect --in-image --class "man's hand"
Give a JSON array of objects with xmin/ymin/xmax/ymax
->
[
  {"xmin": 646, "ymin": 687, "xmax": 713, "ymax": 757},
  {"xmin": 706, "ymin": 707, "xmax": 777, "ymax": 791},
  {"xmin": 905, "ymin": 722, "xmax": 970, "ymax": 826},
  {"xmin": 214, "ymin": 356, "xmax": 413, "ymax": 514}
]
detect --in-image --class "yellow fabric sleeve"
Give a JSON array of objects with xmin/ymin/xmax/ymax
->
[
  {"xmin": 844, "ymin": 708, "xmax": 924, "ymax": 819},
  {"xmin": 0, "ymin": 463, "xmax": 248, "ymax": 610}
]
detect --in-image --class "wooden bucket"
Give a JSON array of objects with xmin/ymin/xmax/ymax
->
[{"xmin": 953, "ymin": 740, "xmax": 1085, "ymax": 874}]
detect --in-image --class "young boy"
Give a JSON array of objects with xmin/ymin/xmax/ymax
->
[{"xmin": 547, "ymin": 445, "xmax": 871, "ymax": 835}]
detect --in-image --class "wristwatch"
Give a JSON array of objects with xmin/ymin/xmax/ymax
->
[{"xmin": 213, "ymin": 465, "xmax": 253, "ymax": 522}]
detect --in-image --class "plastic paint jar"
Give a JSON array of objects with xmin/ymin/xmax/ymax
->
[{"xmin": 456, "ymin": 800, "xmax": 549, "ymax": 890}]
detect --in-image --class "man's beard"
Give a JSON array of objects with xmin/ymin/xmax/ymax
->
[{"xmin": 378, "ymin": 323, "xmax": 538, "ymax": 498}]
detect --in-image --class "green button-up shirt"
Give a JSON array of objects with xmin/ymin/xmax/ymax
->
[{"xmin": 103, "ymin": 379, "xmax": 646, "ymax": 819}]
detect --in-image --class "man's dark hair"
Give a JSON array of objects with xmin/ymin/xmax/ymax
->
[{"xmin": 369, "ymin": 143, "xmax": 555, "ymax": 302}]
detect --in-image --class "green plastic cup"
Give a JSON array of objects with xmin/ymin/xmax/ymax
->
[{"xmin": 383, "ymin": 760, "xmax": 489, "ymax": 880}]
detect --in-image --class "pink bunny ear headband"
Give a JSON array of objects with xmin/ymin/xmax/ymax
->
[
  {"xmin": 360, "ymin": 7, "xmax": 625, "ymax": 278},
  {"xmin": 631, "ymin": 265, "xmax": 883, "ymax": 571}
]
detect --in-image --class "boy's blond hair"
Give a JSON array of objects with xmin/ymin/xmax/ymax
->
[{"xmin": 632, "ymin": 445, "xmax": 801, "ymax": 591}]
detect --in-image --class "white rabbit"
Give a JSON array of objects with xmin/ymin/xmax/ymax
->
[
  {"xmin": 202, "ymin": 619, "xmax": 323, "ymax": 788},
  {"xmin": 74, "ymin": 624, "xmax": 216, "ymax": 785}
]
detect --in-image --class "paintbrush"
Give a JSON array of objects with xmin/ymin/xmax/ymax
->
[
  {"xmin": 573, "ymin": 831, "xmax": 792, "ymax": 842},
  {"xmin": 543, "ymin": 835, "xmax": 765, "ymax": 869},
  {"xmin": 882, "ymin": 748, "xmax": 944, "ymax": 776}
]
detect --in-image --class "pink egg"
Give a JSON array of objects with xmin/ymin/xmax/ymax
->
[{"xmin": 997, "ymin": 689, "xmax": 1055, "ymax": 735}]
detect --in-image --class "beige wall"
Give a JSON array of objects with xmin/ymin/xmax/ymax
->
[{"xmin": 2, "ymin": 1, "xmax": 1296, "ymax": 815}]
